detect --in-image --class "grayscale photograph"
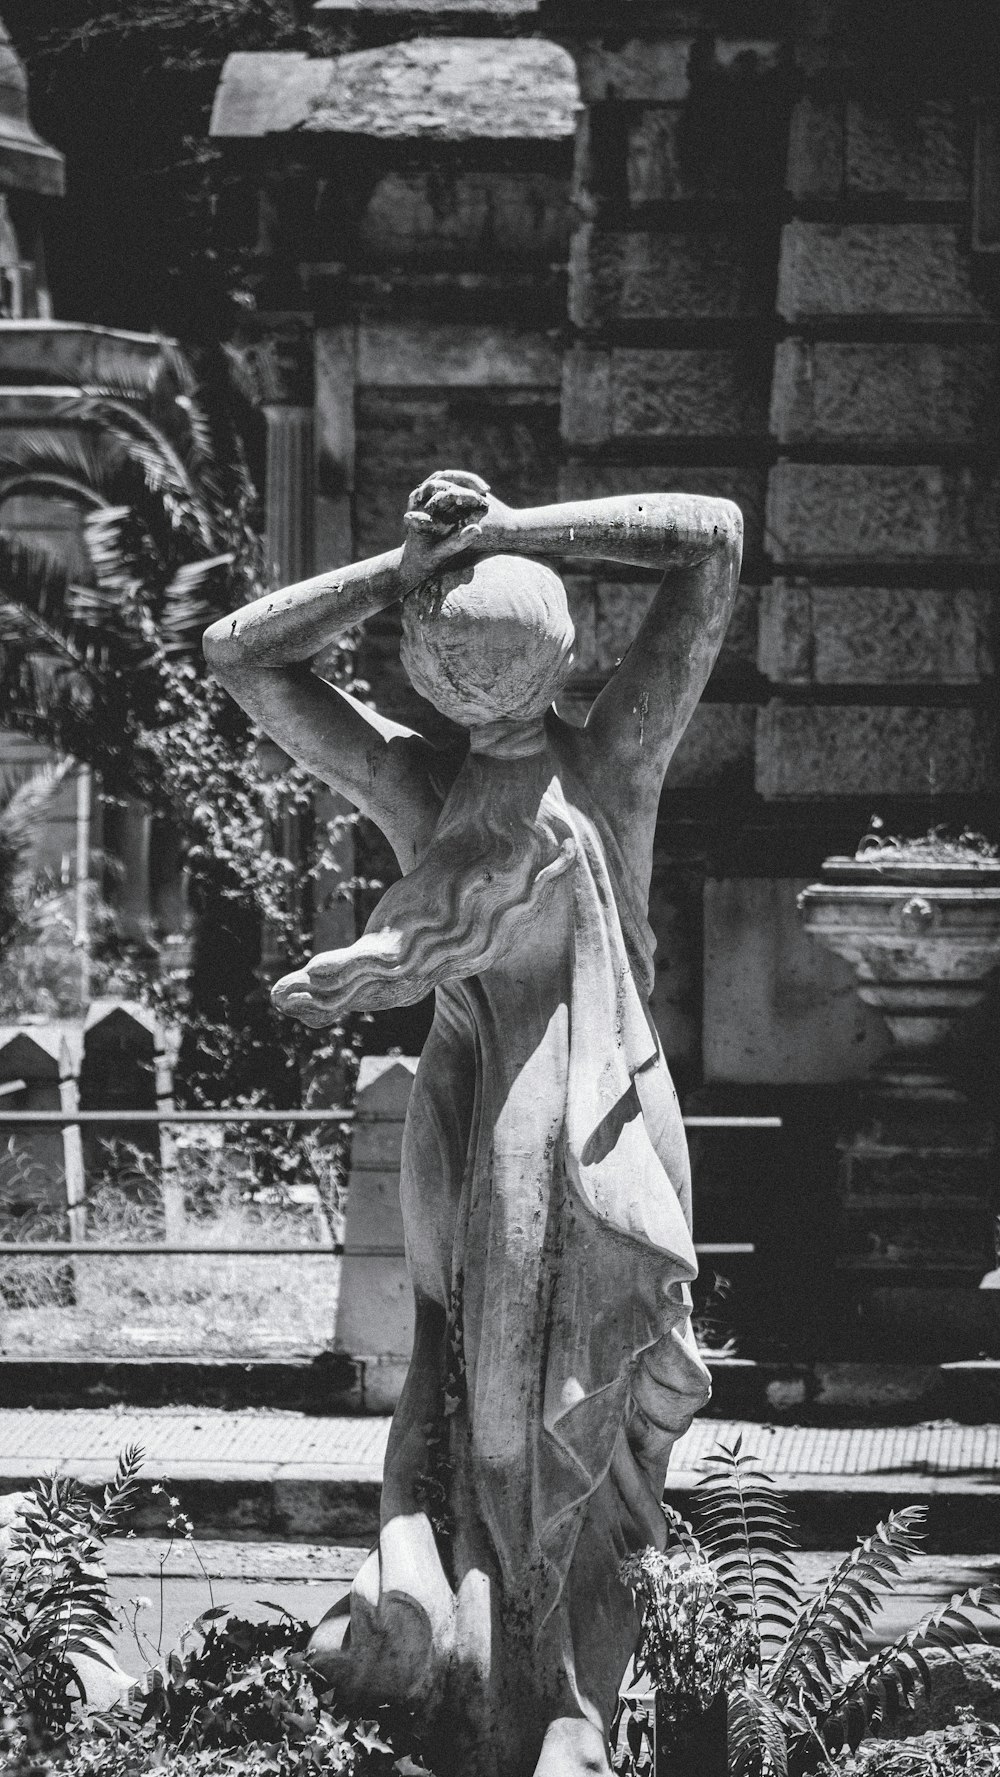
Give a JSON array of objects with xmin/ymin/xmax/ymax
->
[{"xmin": 0, "ymin": 4, "xmax": 997, "ymax": 1775}]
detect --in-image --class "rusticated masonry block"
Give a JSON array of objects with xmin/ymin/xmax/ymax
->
[
  {"xmin": 663, "ymin": 703, "xmax": 756, "ymax": 790},
  {"xmin": 756, "ymin": 705, "xmax": 998, "ymax": 799},
  {"xmin": 570, "ymin": 225, "xmax": 767, "ymax": 327},
  {"xmin": 766, "ymin": 464, "xmax": 1000, "ymax": 566},
  {"xmin": 788, "ymin": 96, "xmax": 969, "ymax": 201},
  {"xmin": 770, "ymin": 341, "xmax": 1000, "ymax": 449},
  {"xmin": 758, "ymin": 584, "xmax": 995, "ymax": 686},
  {"xmin": 627, "ymin": 58, "xmax": 787, "ymax": 205},
  {"xmin": 576, "ymin": 39, "xmax": 691, "ymax": 104},
  {"xmin": 357, "ymin": 169, "xmax": 570, "ymax": 269},
  {"xmin": 777, "ymin": 222, "xmax": 991, "ymax": 321},
  {"xmin": 568, "ymin": 577, "xmax": 758, "ymax": 682},
  {"xmin": 563, "ymin": 347, "xmax": 766, "ymax": 444}
]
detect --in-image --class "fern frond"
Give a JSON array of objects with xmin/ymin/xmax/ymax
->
[
  {"xmin": 96, "ymin": 1442, "xmax": 145, "ymax": 1535},
  {"xmin": 728, "ymin": 1677, "xmax": 790, "ymax": 1777},
  {"xmin": 694, "ymin": 1442, "xmax": 800, "ymax": 1669},
  {"xmin": 819, "ymin": 1586, "xmax": 1000, "ymax": 1757},
  {"xmin": 770, "ymin": 1507, "xmax": 926, "ymax": 1707},
  {"xmin": 660, "ymin": 1501, "xmax": 707, "ymax": 1562}
]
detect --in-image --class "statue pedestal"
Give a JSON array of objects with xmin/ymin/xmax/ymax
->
[{"xmin": 333, "ymin": 1055, "xmax": 416, "ymax": 1411}]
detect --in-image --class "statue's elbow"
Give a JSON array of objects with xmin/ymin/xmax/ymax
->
[
  {"xmin": 714, "ymin": 499, "xmax": 743, "ymax": 556},
  {"xmin": 202, "ymin": 616, "xmax": 239, "ymax": 677}
]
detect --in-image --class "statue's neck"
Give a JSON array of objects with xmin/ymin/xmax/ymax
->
[{"xmin": 468, "ymin": 715, "xmax": 548, "ymax": 760}]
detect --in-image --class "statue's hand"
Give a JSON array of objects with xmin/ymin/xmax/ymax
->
[{"xmin": 401, "ymin": 470, "xmax": 511, "ymax": 592}]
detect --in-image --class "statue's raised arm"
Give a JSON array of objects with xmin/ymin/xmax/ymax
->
[{"xmin": 440, "ymin": 477, "xmax": 744, "ymax": 882}]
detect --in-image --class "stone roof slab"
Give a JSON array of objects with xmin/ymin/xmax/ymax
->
[{"xmin": 210, "ymin": 37, "xmax": 580, "ymax": 142}]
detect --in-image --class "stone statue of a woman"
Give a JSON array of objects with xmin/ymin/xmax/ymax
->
[{"xmin": 204, "ymin": 472, "xmax": 743, "ymax": 1777}]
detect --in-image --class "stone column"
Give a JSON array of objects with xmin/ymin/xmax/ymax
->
[{"xmin": 263, "ymin": 403, "xmax": 315, "ymax": 587}]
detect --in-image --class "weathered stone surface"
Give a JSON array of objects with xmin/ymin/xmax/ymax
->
[
  {"xmin": 766, "ymin": 464, "xmax": 1000, "ymax": 565},
  {"xmin": 663, "ymin": 703, "xmax": 756, "ymax": 790},
  {"xmin": 559, "ymin": 464, "xmax": 765, "ymax": 556},
  {"xmin": 756, "ymin": 705, "xmax": 998, "ymax": 798},
  {"xmin": 334, "ymin": 1057, "xmax": 415, "ymax": 1370},
  {"xmin": 355, "ymin": 388, "xmax": 560, "ymax": 555},
  {"xmin": 358, "ymin": 169, "xmax": 570, "ymax": 268},
  {"xmin": 0, "ymin": 22, "xmax": 65, "ymax": 196},
  {"xmin": 357, "ymin": 324, "xmax": 561, "ymax": 389},
  {"xmin": 759, "ymin": 584, "xmax": 995, "ymax": 685},
  {"xmin": 0, "ymin": 320, "xmax": 162, "ymax": 387},
  {"xmin": 578, "ymin": 35, "xmax": 781, "ymax": 104},
  {"xmin": 563, "ymin": 347, "xmax": 766, "ymax": 443},
  {"xmin": 210, "ymin": 39, "xmax": 580, "ymax": 140},
  {"xmin": 770, "ymin": 340, "xmax": 1000, "ymax": 448},
  {"xmin": 563, "ymin": 578, "xmax": 653, "ymax": 675},
  {"xmin": 577, "ymin": 39, "xmax": 691, "ymax": 104},
  {"xmin": 571, "ymin": 224, "xmax": 767, "ymax": 326},
  {"xmin": 703, "ymin": 877, "xmax": 891, "ymax": 1084},
  {"xmin": 627, "ymin": 98, "xmax": 785, "ymax": 203},
  {"xmin": 899, "ymin": 1645, "xmax": 1000, "ymax": 1734},
  {"xmin": 567, "ymin": 577, "xmax": 757, "ymax": 681},
  {"xmin": 777, "ymin": 222, "xmax": 990, "ymax": 320},
  {"xmin": 787, "ymin": 96, "xmax": 969, "ymax": 201}
]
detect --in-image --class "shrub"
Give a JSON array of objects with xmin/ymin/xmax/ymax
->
[
  {"xmin": 615, "ymin": 1439, "xmax": 999, "ymax": 1777},
  {"xmin": 0, "ymin": 1447, "xmax": 436, "ymax": 1776}
]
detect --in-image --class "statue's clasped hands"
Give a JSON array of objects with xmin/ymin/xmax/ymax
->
[{"xmin": 400, "ymin": 469, "xmax": 508, "ymax": 595}]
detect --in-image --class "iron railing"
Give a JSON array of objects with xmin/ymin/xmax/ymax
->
[{"xmin": 0, "ymin": 1107, "xmax": 780, "ymax": 1259}]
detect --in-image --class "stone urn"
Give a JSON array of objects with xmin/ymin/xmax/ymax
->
[
  {"xmin": 797, "ymin": 835, "xmax": 1000, "ymax": 1352},
  {"xmin": 797, "ymin": 841, "xmax": 1000, "ymax": 1087}
]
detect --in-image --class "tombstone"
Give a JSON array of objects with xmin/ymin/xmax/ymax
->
[
  {"xmin": 0, "ymin": 1023, "xmax": 82, "ymax": 1307},
  {"xmin": 80, "ymin": 1000, "xmax": 181, "ymax": 1234},
  {"xmin": 0, "ymin": 1024, "xmax": 83, "ymax": 1225},
  {"xmin": 333, "ymin": 1055, "xmax": 417, "ymax": 1411}
]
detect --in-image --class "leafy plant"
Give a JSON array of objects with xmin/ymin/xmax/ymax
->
[
  {"xmin": 0, "ymin": 1445, "xmax": 143, "ymax": 1742},
  {"xmin": 0, "ymin": 343, "xmax": 359, "ymax": 1104},
  {"xmin": 856, "ymin": 817, "xmax": 998, "ymax": 867},
  {"xmin": 0, "ymin": 1446, "xmax": 438, "ymax": 1776},
  {"xmin": 617, "ymin": 1439, "xmax": 999, "ymax": 1777},
  {"xmin": 843, "ymin": 1709, "xmax": 1000, "ymax": 1777}
]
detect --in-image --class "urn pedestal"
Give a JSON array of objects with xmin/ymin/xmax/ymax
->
[{"xmin": 798, "ymin": 854, "xmax": 1000, "ymax": 1358}]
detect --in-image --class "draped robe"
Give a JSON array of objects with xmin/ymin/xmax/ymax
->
[{"xmin": 316, "ymin": 720, "xmax": 711, "ymax": 1776}]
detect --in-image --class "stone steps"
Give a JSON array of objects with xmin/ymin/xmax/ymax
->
[{"xmin": 5, "ymin": 1407, "xmax": 1000, "ymax": 1552}]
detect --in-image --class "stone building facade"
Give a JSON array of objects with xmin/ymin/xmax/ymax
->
[
  {"xmin": 207, "ymin": 0, "xmax": 1000, "ymax": 1359},
  {"xmin": 0, "ymin": 15, "xmax": 173, "ymax": 938}
]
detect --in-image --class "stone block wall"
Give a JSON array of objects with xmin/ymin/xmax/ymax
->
[{"xmin": 209, "ymin": 4, "xmax": 1000, "ymax": 1329}]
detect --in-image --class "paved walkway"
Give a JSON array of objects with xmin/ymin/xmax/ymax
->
[{"xmin": 2, "ymin": 1408, "xmax": 1000, "ymax": 1490}]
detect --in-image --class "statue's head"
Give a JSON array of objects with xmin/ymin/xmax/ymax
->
[{"xmin": 400, "ymin": 554, "xmax": 575, "ymax": 726}]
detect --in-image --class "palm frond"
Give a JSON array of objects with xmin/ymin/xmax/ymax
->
[
  {"xmin": 75, "ymin": 396, "xmax": 214, "ymax": 548},
  {"xmin": 0, "ymin": 428, "xmax": 125, "ymax": 496},
  {"xmin": 728, "ymin": 1677, "xmax": 790, "ymax": 1777},
  {"xmin": 770, "ymin": 1507, "xmax": 926, "ymax": 1709},
  {"xmin": 694, "ymin": 1439, "xmax": 801, "ymax": 1669},
  {"xmin": 0, "ymin": 470, "xmax": 108, "ymax": 513},
  {"xmin": 0, "ymin": 534, "xmax": 115, "ymax": 683},
  {"xmin": 0, "ymin": 757, "xmax": 71, "ymax": 851}
]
